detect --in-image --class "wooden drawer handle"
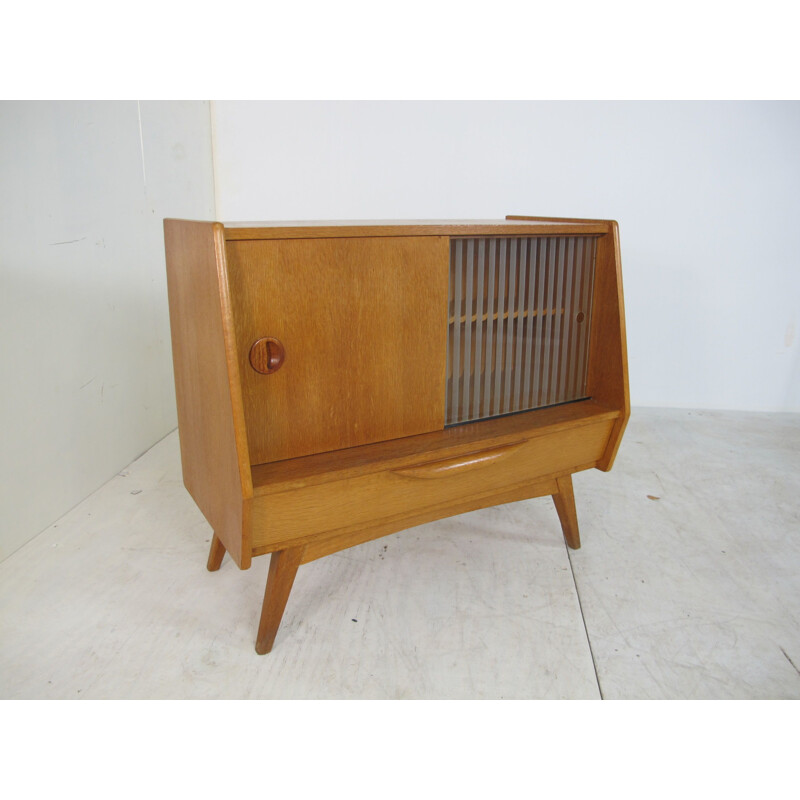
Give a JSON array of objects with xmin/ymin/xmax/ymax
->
[{"xmin": 392, "ymin": 441, "xmax": 526, "ymax": 479}]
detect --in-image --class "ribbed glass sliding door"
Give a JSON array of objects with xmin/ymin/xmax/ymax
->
[{"xmin": 445, "ymin": 236, "xmax": 597, "ymax": 426}]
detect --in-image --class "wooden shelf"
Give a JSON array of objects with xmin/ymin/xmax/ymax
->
[{"xmin": 448, "ymin": 307, "xmax": 565, "ymax": 325}]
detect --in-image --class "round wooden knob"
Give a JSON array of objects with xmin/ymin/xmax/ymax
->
[{"xmin": 249, "ymin": 337, "xmax": 285, "ymax": 374}]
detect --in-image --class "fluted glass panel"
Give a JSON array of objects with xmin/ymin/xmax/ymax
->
[{"xmin": 445, "ymin": 236, "xmax": 597, "ymax": 426}]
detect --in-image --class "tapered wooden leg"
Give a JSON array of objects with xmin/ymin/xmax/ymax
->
[
  {"xmin": 256, "ymin": 546, "xmax": 305, "ymax": 655},
  {"xmin": 553, "ymin": 474, "xmax": 581, "ymax": 549},
  {"xmin": 207, "ymin": 533, "xmax": 226, "ymax": 571}
]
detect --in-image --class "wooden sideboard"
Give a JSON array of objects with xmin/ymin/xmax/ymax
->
[{"xmin": 164, "ymin": 216, "xmax": 629, "ymax": 653}]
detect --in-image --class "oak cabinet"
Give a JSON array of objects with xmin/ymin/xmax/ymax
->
[{"xmin": 164, "ymin": 216, "xmax": 629, "ymax": 654}]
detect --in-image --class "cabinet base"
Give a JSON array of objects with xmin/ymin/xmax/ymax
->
[{"xmin": 206, "ymin": 473, "xmax": 582, "ymax": 654}]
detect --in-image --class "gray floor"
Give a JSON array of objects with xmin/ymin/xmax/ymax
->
[{"xmin": 1, "ymin": 407, "xmax": 799, "ymax": 699}]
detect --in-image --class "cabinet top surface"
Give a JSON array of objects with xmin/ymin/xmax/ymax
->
[{"xmin": 209, "ymin": 218, "xmax": 612, "ymax": 240}]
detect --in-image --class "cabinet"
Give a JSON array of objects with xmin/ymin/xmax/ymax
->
[{"xmin": 164, "ymin": 216, "xmax": 629, "ymax": 653}]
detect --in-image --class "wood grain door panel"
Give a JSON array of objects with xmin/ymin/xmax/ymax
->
[{"xmin": 226, "ymin": 236, "xmax": 450, "ymax": 464}]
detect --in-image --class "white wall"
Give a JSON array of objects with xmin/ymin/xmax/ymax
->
[
  {"xmin": 2, "ymin": 100, "xmax": 796, "ymax": 562},
  {"xmin": 212, "ymin": 101, "xmax": 800, "ymax": 413},
  {"xmin": 0, "ymin": 101, "xmax": 215, "ymax": 561}
]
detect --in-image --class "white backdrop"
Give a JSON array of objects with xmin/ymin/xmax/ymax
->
[
  {"xmin": 2, "ymin": 100, "xmax": 798, "ymax": 562},
  {"xmin": 212, "ymin": 101, "xmax": 800, "ymax": 413},
  {"xmin": 0, "ymin": 101, "xmax": 215, "ymax": 560}
]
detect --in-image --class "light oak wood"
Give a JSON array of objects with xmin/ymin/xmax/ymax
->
[
  {"xmin": 506, "ymin": 216, "xmax": 630, "ymax": 470},
  {"xmin": 251, "ymin": 398, "xmax": 618, "ymax": 493},
  {"xmin": 256, "ymin": 546, "xmax": 304, "ymax": 655},
  {"xmin": 250, "ymin": 418, "xmax": 614, "ymax": 552},
  {"xmin": 505, "ymin": 214, "xmax": 613, "ymax": 225},
  {"xmin": 295, "ymin": 475, "xmax": 563, "ymax": 564},
  {"xmin": 164, "ymin": 220, "xmax": 253, "ymax": 569},
  {"xmin": 164, "ymin": 216, "xmax": 628, "ymax": 653},
  {"xmin": 225, "ymin": 236, "xmax": 450, "ymax": 464},
  {"xmin": 593, "ymin": 221, "xmax": 630, "ymax": 470},
  {"xmin": 583, "ymin": 222, "xmax": 629, "ymax": 469},
  {"xmin": 206, "ymin": 533, "xmax": 226, "ymax": 571},
  {"xmin": 553, "ymin": 474, "xmax": 581, "ymax": 549},
  {"xmin": 222, "ymin": 219, "xmax": 609, "ymax": 240},
  {"xmin": 390, "ymin": 441, "xmax": 526, "ymax": 479}
]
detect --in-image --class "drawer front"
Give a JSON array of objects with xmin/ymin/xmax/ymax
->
[{"xmin": 251, "ymin": 418, "xmax": 614, "ymax": 550}]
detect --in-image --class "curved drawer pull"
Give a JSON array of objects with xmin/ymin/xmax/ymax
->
[{"xmin": 392, "ymin": 441, "xmax": 526, "ymax": 479}]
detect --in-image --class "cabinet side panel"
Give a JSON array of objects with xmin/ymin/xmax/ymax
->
[
  {"xmin": 584, "ymin": 222, "xmax": 629, "ymax": 469},
  {"xmin": 164, "ymin": 220, "xmax": 252, "ymax": 569}
]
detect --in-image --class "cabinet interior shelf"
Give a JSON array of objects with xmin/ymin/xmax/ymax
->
[{"xmin": 448, "ymin": 306, "xmax": 567, "ymax": 325}]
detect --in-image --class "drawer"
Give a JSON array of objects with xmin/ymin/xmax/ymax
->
[{"xmin": 251, "ymin": 418, "xmax": 614, "ymax": 550}]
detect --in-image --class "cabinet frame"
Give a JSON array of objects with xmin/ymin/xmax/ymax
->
[{"xmin": 164, "ymin": 216, "xmax": 629, "ymax": 653}]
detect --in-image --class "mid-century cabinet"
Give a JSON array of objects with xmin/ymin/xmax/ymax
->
[{"xmin": 164, "ymin": 216, "xmax": 629, "ymax": 653}]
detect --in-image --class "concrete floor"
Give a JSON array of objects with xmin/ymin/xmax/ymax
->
[{"xmin": 1, "ymin": 408, "xmax": 799, "ymax": 699}]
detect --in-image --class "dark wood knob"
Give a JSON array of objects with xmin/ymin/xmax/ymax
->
[{"xmin": 249, "ymin": 337, "xmax": 285, "ymax": 374}]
